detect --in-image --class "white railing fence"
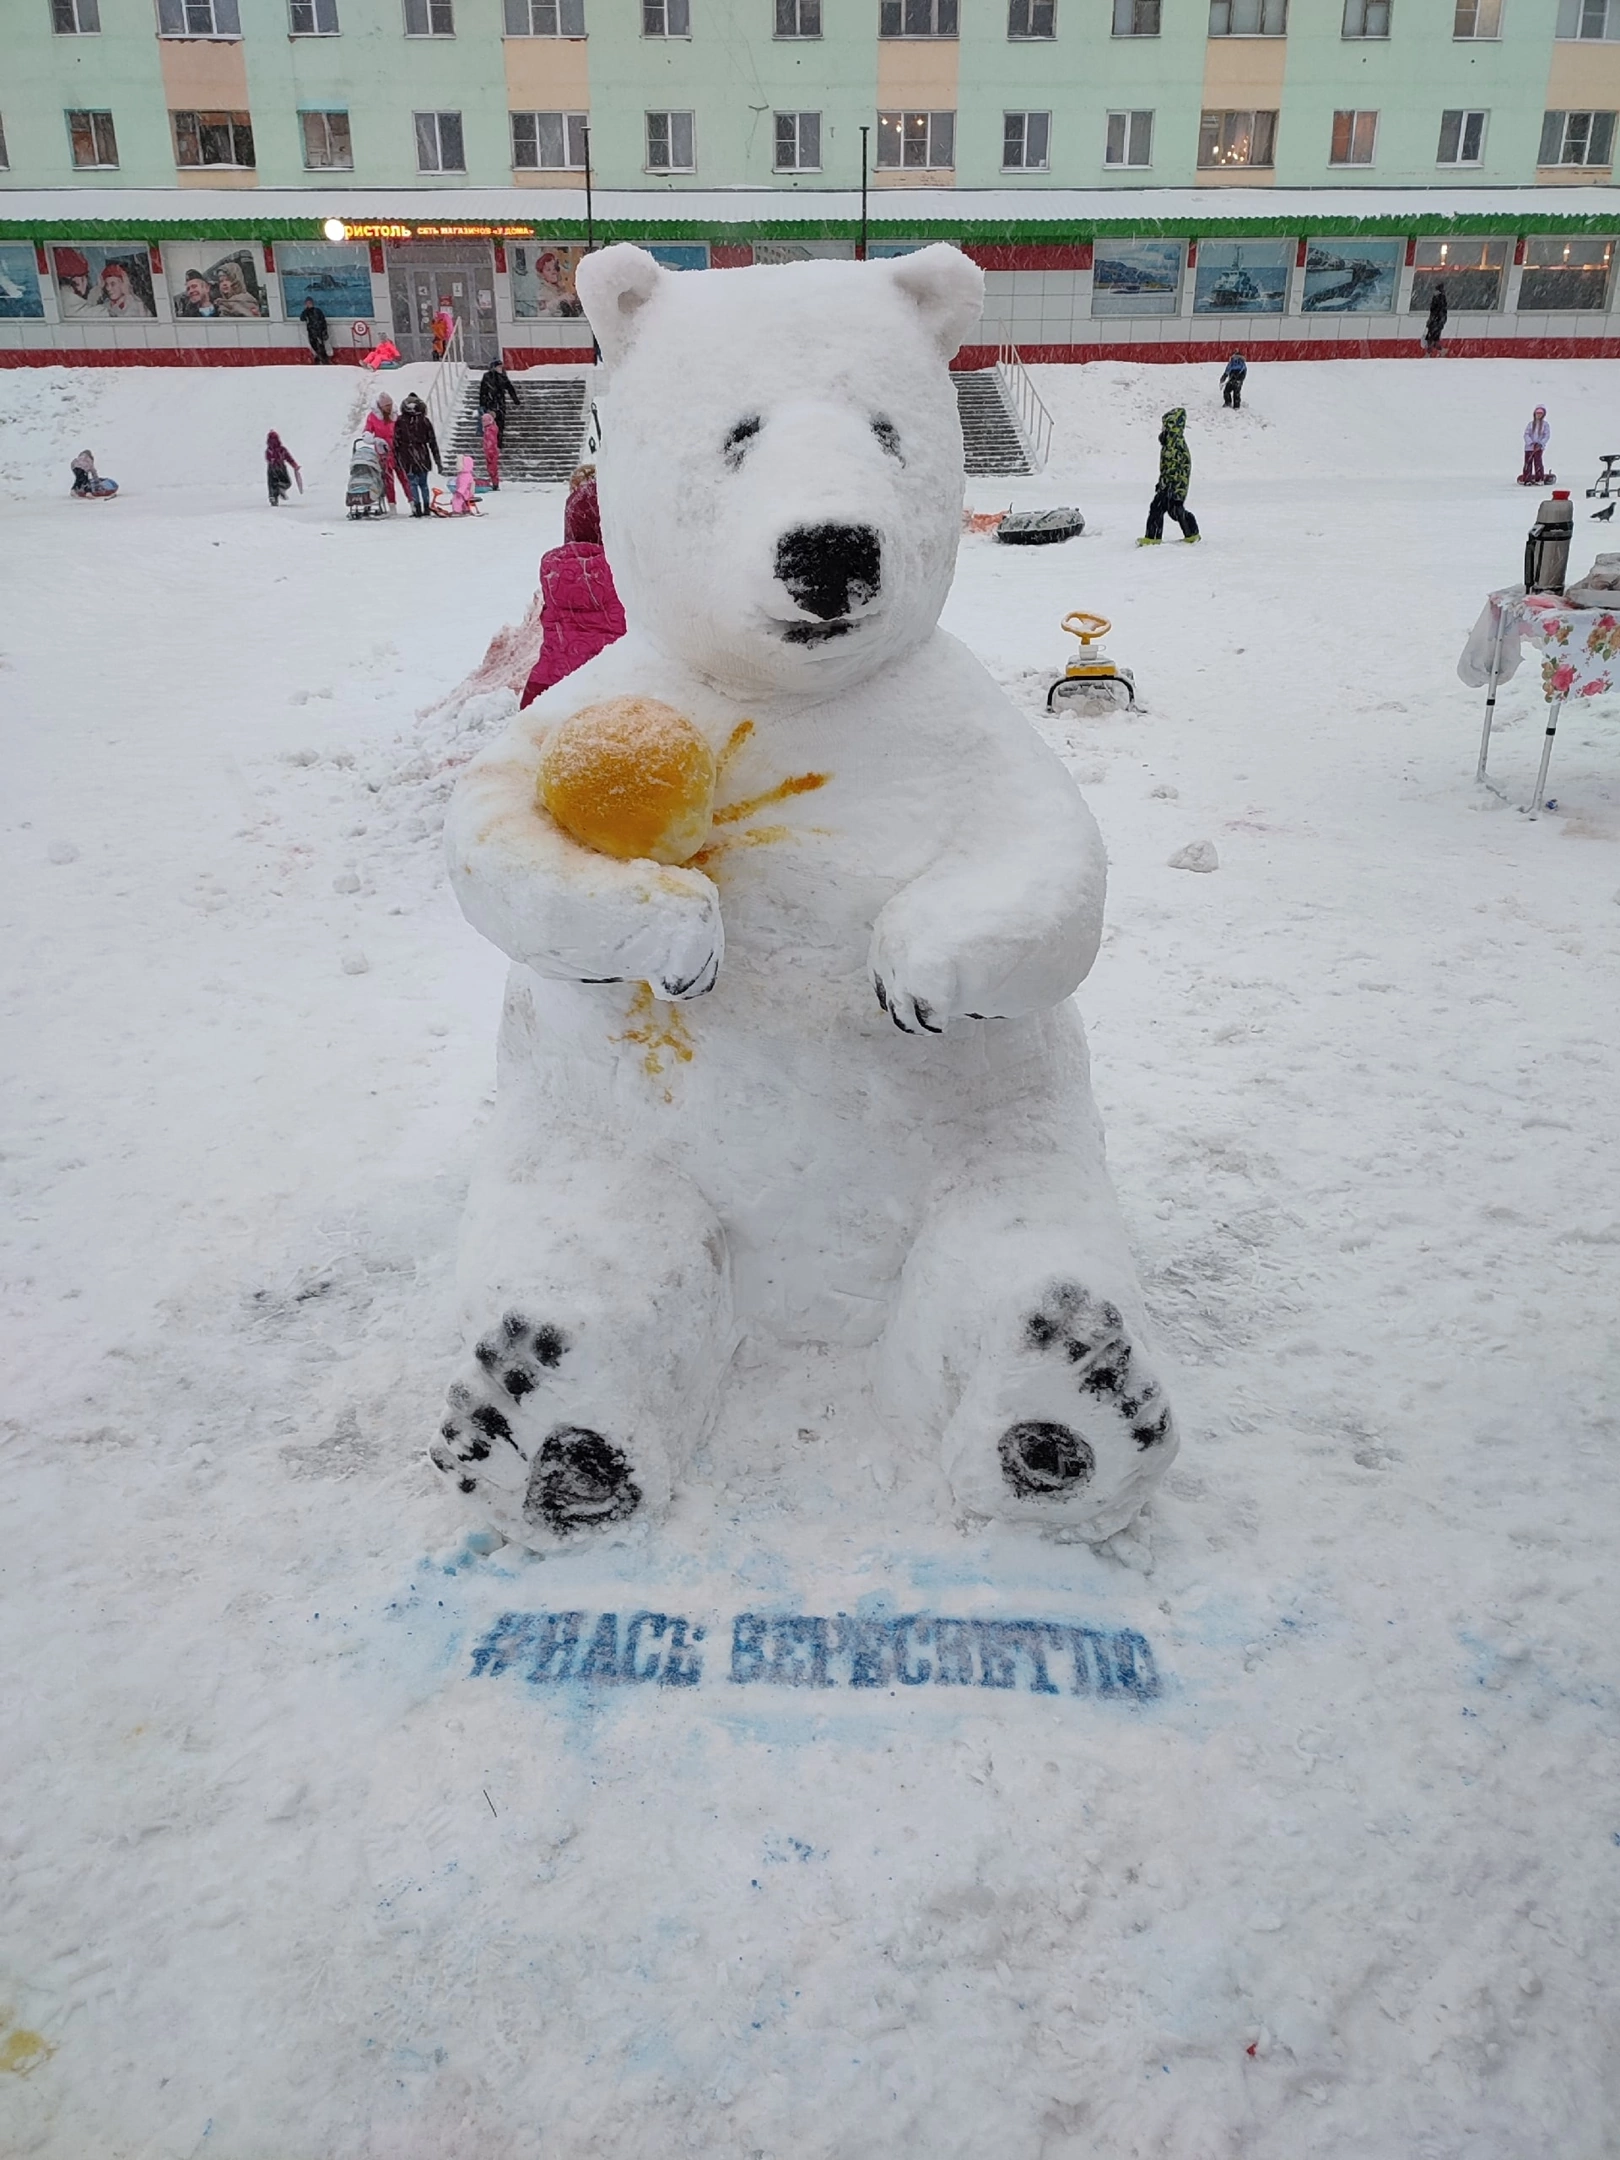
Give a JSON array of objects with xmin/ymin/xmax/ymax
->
[
  {"xmin": 995, "ymin": 343, "xmax": 1054, "ymax": 473},
  {"xmin": 426, "ymin": 315, "xmax": 468, "ymax": 450}
]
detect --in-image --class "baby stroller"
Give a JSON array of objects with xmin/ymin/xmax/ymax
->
[{"xmin": 345, "ymin": 435, "xmax": 386, "ymax": 520}]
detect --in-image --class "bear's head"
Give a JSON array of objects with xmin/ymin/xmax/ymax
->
[{"xmin": 575, "ymin": 244, "xmax": 984, "ymax": 699}]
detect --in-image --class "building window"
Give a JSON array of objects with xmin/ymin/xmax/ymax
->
[
  {"xmin": 1112, "ymin": 0, "xmax": 1159, "ymax": 26},
  {"xmin": 776, "ymin": 0, "xmax": 821, "ymax": 29},
  {"xmin": 642, "ymin": 0, "xmax": 689, "ymax": 29},
  {"xmin": 1198, "ymin": 109, "xmax": 1276, "ymax": 164},
  {"xmin": 512, "ymin": 109, "xmax": 589, "ymax": 166},
  {"xmin": 158, "ymin": 0, "xmax": 241, "ymax": 30},
  {"xmin": 1453, "ymin": 0, "xmax": 1501, "ymax": 31},
  {"xmin": 774, "ymin": 110, "xmax": 821, "ymax": 168},
  {"xmin": 1342, "ymin": 0, "xmax": 1388, "ymax": 31},
  {"xmin": 300, "ymin": 109, "xmax": 352, "ymax": 166},
  {"xmin": 1436, "ymin": 107, "xmax": 1486, "ymax": 162},
  {"xmin": 1002, "ymin": 111, "xmax": 1050, "ymax": 168},
  {"xmin": 173, "ymin": 109, "xmax": 255, "ymax": 165},
  {"xmin": 879, "ymin": 0, "xmax": 957, "ymax": 33},
  {"xmin": 505, "ymin": 0, "xmax": 584, "ymax": 23},
  {"xmin": 1105, "ymin": 108, "xmax": 1153, "ymax": 164},
  {"xmin": 876, "ymin": 109, "xmax": 955, "ymax": 165},
  {"xmin": 1330, "ymin": 108, "xmax": 1377, "ymax": 161},
  {"xmin": 1208, "ymin": 0, "xmax": 1285, "ymax": 29},
  {"xmin": 646, "ymin": 109, "xmax": 695, "ymax": 168},
  {"xmin": 415, "ymin": 109, "xmax": 465, "ymax": 168},
  {"xmin": 1007, "ymin": 0, "xmax": 1054, "ymax": 33},
  {"xmin": 289, "ymin": 0, "xmax": 338, "ymax": 26},
  {"xmin": 52, "ymin": 0, "xmax": 101, "ymax": 31},
  {"xmin": 1540, "ymin": 108, "xmax": 1617, "ymax": 162},
  {"xmin": 1556, "ymin": 0, "xmax": 1620, "ymax": 32},
  {"xmin": 1519, "ymin": 235, "xmax": 1615, "ymax": 308},
  {"xmin": 403, "ymin": 0, "xmax": 453, "ymax": 31},
  {"xmin": 1410, "ymin": 237, "xmax": 1505, "ymax": 311},
  {"xmin": 67, "ymin": 108, "xmax": 118, "ymax": 165}
]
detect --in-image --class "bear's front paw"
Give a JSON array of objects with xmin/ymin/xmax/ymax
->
[
  {"xmin": 643, "ymin": 872, "xmax": 724, "ymax": 1002},
  {"xmin": 868, "ymin": 916, "xmax": 999, "ymax": 1036}
]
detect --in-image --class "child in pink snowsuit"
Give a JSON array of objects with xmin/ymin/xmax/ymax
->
[
  {"xmin": 481, "ymin": 409, "xmax": 500, "ymax": 490},
  {"xmin": 1521, "ymin": 406, "xmax": 1551, "ymax": 486}
]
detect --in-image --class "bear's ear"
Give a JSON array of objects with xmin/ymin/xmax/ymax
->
[
  {"xmin": 575, "ymin": 244, "xmax": 666, "ymax": 369},
  {"xmin": 886, "ymin": 244, "xmax": 984, "ymax": 361}
]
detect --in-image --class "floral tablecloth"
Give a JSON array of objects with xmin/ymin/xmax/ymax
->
[{"xmin": 1459, "ymin": 586, "xmax": 1620, "ymax": 705}]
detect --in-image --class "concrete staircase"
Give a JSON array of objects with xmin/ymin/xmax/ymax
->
[
  {"xmin": 955, "ymin": 369, "xmax": 1033, "ymax": 476},
  {"xmin": 447, "ymin": 373, "xmax": 591, "ymax": 485}
]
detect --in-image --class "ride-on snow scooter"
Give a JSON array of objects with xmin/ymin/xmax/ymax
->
[{"xmin": 1046, "ymin": 610, "xmax": 1136, "ymax": 711}]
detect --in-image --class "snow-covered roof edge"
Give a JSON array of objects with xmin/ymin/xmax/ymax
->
[{"xmin": 4, "ymin": 184, "xmax": 1620, "ymax": 240}]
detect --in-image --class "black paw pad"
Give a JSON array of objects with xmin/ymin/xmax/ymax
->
[
  {"xmin": 501, "ymin": 1365, "xmax": 537, "ymax": 1400},
  {"xmin": 1132, "ymin": 1406, "xmax": 1173, "ymax": 1452},
  {"xmin": 524, "ymin": 1425, "xmax": 642, "ymax": 1537},
  {"xmin": 1082, "ymin": 1348, "xmax": 1130, "ymax": 1398},
  {"xmin": 471, "ymin": 1402, "xmax": 515, "ymax": 1448},
  {"xmin": 999, "ymin": 1420, "xmax": 1096, "ymax": 1499},
  {"xmin": 497, "ymin": 1312, "xmax": 568, "ymax": 1368}
]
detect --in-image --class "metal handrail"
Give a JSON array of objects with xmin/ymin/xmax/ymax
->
[
  {"xmin": 995, "ymin": 342, "xmax": 1054, "ymax": 472},
  {"xmin": 426, "ymin": 315, "xmax": 467, "ymax": 453}
]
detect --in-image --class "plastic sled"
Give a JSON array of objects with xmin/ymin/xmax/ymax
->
[
  {"xmin": 1047, "ymin": 610, "xmax": 1135, "ymax": 711},
  {"xmin": 998, "ymin": 508, "xmax": 1085, "ymax": 546}
]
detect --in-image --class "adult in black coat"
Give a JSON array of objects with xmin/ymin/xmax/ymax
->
[
  {"xmin": 301, "ymin": 296, "xmax": 331, "ymax": 363},
  {"xmin": 478, "ymin": 360, "xmax": 522, "ymax": 445},
  {"xmin": 393, "ymin": 392, "xmax": 444, "ymax": 517},
  {"xmin": 1423, "ymin": 284, "xmax": 1448, "ymax": 354}
]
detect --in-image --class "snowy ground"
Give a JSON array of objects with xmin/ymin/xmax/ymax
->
[{"xmin": 2, "ymin": 355, "xmax": 1618, "ymax": 2159}]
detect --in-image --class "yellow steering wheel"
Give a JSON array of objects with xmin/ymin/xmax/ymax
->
[{"xmin": 1061, "ymin": 610, "xmax": 1111, "ymax": 646}]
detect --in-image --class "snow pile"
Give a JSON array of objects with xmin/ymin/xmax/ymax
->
[{"xmin": 2, "ymin": 351, "xmax": 1618, "ymax": 2159}]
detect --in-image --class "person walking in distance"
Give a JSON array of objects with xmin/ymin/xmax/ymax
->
[
  {"xmin": 477, "ymin": 357, "xmax": 522, "ymax": 448},
  {"xmin": 1520, "ymin": 405, "xmax": 1552, "ymax": 487},
  {"xmin": 1423, "ymin": 283, "xmax": 1448, "ymax": 354},
  {"xmin": 481, "ymin": 408, "xmax": 501, "ymax": 491},
  {"xmin": 392, "ymin": 392, "xmax": 443, "ymax": 518},
  {"xmin": 1220, "ymin": 351, "xmax": 1247, "ymax": 409},
  {"xmin": 265, "ymin": 429, "xmax": 302, "ymax": 506},
  {"xmin": 300, "ymin": 295, "xmax": 331, "ymax": 364},
  {"xmin": 1139, "ymin": 407, "xmax": 1201, "ymax": 547}
]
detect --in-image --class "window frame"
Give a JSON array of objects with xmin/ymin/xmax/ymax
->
[
  {"xmin": 1329, "ymin": 107, "xmax": 1378, "ymax": 162},
  {"xmin": 773, "ymin": 109, "xmax": 822, "ymax": 170},
  {"xmin": 1104, "ymin": 108, "xmax": 1153, "ymax": 165},
  {"xmin": 645, "ymin": 108, "xmax": 696, "ymax": 170},
  {"xmin": 875, "ymin": 108, "xmax": 956, "ymax": 166},
  {"xmin": 1453, "ymin": 0, "xmax": 1501, "ymax": 30},
  {"xmin": 156, "ymin": 0, "xmax": 241, "ymax": 33},
  {"xmin": 288, "ymin": 0, "xmax": 339, "ymax": 28},
  {"xmin": 172, "ymin": 108, "xmax": 256, "ymax": 167},
  {"xmin": 1341, "ymin": 0, "xmax": 1389, "ymax": 34},
  {"xmin": 641, "ymin": 0, "xmax": 690, "ymax": 32},
  {"xmin": 1518, "ymin": 234, "xmax": 1615, "ymax": 310},
  {"xmin": 1111, "ymin": 0, "xmax": 1160, "ymax": 27},
  {"xmin": 878, "ymin": 0, "xmax": 958, "ymax": 36},
  {"xmin": 1539, "ymin": 107, "xmax": 1617, "ymax": 163},
  {"xmin": 1007, "ymin": 0, "xmax": 1055, "ymax": 34},
  {"xmin": 511, "ymin": 108, "xmax": 590, "ymax": 167},
  {"xmin": 402, "ymin": 0, "xmax": 455, "ymax": 34},
  {"xmin": 1197, "ymin": 108, "xmax": 1278, "ymax": 166},
  {"xmin": 1001, "ymin": 109, "xmax": 1051, "ymax": 169},
  {"xmin": 1207, "ymin": 0, "xmax": 1286, "ymax": 32},
  {"xmin": 52, "ymin": 0, "xmax": 102, "ymax": 33},
  {"xmin": 299, "ymin": 107, "xmax": 352, "ymax": 167},
  {"xmin": 1555, "ymin": 0, "xmax": 1618, "ymax": 34},
  {"xmin": 1436, "ymin": 106, "xmax": 1487, "ymax": 163},
  {"xmin": 775, "ymin": 0, "xmax": 822, "ymax": 30},
  {"xmin": 414, "ymin": 108, "xmax": 466, "ymax": 170},
  {"xmin": 504, "ymin": 0, "xmax": 585, "ymax": 26},
  {"xmin": 67, "ymin": 107, "xmax": 119, "ymax": 166}
]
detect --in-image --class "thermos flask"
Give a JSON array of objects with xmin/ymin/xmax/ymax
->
[{"xmin": 1525, "ymin": 489, "xmax": 1574, "ymax": 595}]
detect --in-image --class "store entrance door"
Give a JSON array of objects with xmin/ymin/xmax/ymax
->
[{"xmin": 385, "ymin": 242, "xmax": 498, "ymax": 363}]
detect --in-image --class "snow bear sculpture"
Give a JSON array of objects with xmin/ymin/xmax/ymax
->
[{"xmin": 437, "ymin": 243, "xmax": 1178, "ymax": 1553}]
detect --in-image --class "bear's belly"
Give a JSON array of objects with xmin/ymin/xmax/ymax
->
[{"xmin": 495, "ymin": 962, "xmax": 1096, "ymax": 1342}]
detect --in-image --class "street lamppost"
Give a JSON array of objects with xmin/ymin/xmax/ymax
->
[{"xmin": 858, "ymin": 124, "xmax": 870, "ymax": 261}]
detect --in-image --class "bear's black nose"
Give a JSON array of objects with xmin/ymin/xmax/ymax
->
[{"xmin": 775, "ymin": 523, "xmax": 882, "ymax": 621}]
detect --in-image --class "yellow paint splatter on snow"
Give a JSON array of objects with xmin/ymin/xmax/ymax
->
[
  {"xmin": 613, "ymin": 983, "xmax": 696, "ymax": 1091},
  {"xmin": 712, "ymin": 769, "xmax": 830, "ymax": 827},
  {"xmin": 715, "ymin": 719, "xmax": 756, "ymax": 779},
  {"xmin": 0, "ymin": 2024, "xmax": 54, "ymax": 2077}
]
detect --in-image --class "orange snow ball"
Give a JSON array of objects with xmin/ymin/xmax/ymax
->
[{"xmin": 536, "ymin": 697, "xmax": 716, "ymax": 866}]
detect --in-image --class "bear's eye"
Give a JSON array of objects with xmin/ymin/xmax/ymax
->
[
  {"xmin": 871, "ymin": 416, "xmax": 903, "ymax": 462},
  {"xmin": 723, "ymin": 415, "xmax": 762, "ymax": 470}
]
